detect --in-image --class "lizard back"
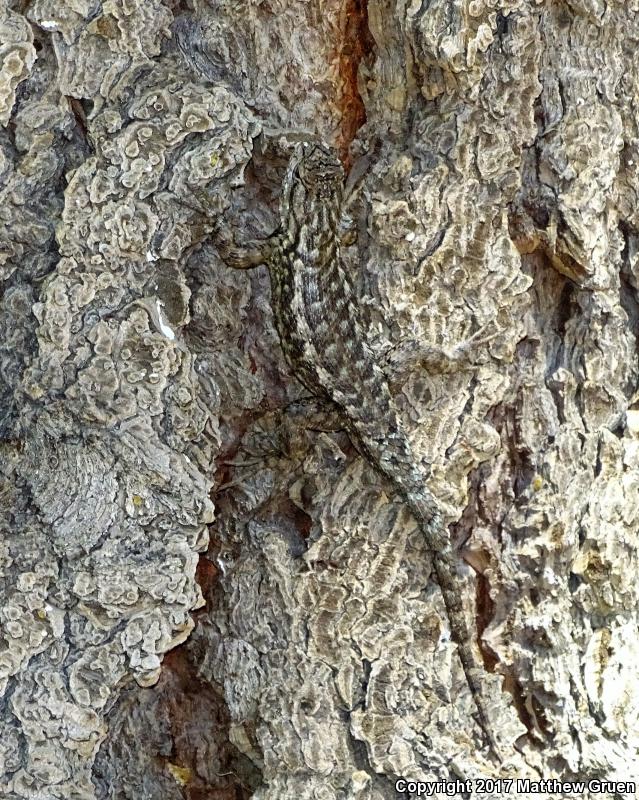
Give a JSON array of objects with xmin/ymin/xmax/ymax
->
[{"xmin": 269, "ymin": 144, "xmax": 440, "ymax": 511}]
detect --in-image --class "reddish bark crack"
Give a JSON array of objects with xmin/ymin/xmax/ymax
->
[{"xmin": 337, "ymin": 0, "xmax": 374, "ymax": 166}]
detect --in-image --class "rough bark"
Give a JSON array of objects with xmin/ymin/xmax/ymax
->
[{"xmin": 1, "ymin": 0, "xmax": 638, "ymax": 798}]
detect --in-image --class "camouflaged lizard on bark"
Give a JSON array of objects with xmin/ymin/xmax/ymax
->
[{"xmin": 216, "ymin": 141, "xmax": 501, "ymax": 758}]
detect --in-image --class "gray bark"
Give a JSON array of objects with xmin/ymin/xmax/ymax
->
[{"xmin": 1, "ymin": 0, "xmax": 638, "ymax": 798}]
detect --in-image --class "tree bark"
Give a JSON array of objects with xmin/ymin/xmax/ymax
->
[{"xmin": 1, "ymin": 0, "xmax": 638, "ymax": 798}]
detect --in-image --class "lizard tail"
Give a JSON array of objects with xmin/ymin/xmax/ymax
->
[{"xmin": 405, "ymin": 490, "xmax": 503, "ymax": 760}]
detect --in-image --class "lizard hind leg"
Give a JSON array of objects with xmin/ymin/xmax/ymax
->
[
  {"xmin": 274, "ymin": 395, "xmax": 346, "ymax": 437},
  {"xmin": 217, "ymin": 397, "xmax": 346, "ymax": 492},
  {"xmin": 384, "ymin": 321, "xmax": 501, "ymax": 391}
]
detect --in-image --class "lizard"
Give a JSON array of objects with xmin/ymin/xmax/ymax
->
[{"xmin": 215, "ymin": 140, "xmax": 501, "ymax": 759}]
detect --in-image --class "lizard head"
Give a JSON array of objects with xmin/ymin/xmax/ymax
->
[
  {"xmin": 282, "ymin": 141, "xmax": 345, "ymax": 216},
  {"xmin": 296, "ymin": 142, "xmax": 344, "ymax": 199}
]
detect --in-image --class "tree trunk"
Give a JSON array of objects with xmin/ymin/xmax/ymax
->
[{"xmin": 1, "ymin": 0, "xmax": 638, "ymax": 797}]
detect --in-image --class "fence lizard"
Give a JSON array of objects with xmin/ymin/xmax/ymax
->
[{"xmin": 216, "ymin": 141, "xmax": 501, "ymax": 759}]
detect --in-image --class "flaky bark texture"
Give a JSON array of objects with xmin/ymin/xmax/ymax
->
[{"xmin": 1, "ymin": 0, "xmax": 638, "ymax": 797}]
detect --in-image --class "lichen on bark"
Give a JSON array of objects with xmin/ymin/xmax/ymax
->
[{"xmin": 1, "ymin": 0, "xmax": 639, "ymax": 798}]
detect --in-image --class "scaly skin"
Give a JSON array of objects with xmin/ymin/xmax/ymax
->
[{"xmin": 217, "ymin": 141, "xmax": 501, "ymax": 758}]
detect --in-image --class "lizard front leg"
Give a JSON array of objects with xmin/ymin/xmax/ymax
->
[{"xmin": 216, "ymin": 229, "xmax": 284, "ymax": 270}]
